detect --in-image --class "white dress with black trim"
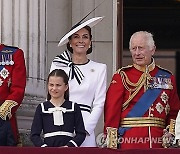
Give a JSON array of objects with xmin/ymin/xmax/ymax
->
[
  {"xmin": 30, "ymin": 100, "xmax": 86, "ymax": 147},
  {"xmin": 50, "ymin": 51, "xmax": 107, "ymax": 146}
]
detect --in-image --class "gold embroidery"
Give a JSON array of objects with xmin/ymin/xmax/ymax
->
[
  {"xmin": 106, "ymin": 127, "xmax": 118, "ymax": 149},
  {"xmin": 0, "ymin": 100, "xmax": 18, "ymax": 120},
  {"xmin": 169, "ymin": 119, "xmax": 176, "ymax": 136}
]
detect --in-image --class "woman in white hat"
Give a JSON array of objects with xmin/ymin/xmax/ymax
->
[{"xmin": 50, "ymin": 16, "xmax": 107, "ymax": 147}]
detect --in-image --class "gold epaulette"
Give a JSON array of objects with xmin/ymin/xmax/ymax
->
[
  {"xmin": 156, "ymin": 65, "xmax": 173, "ymax": 75},
  {"xmin": 4, "ymin": 44, "xmax": 18, "ymax": 48},
  {"xmin": 0, "ymin": 44, "xmax": 18, "ymax": 53},
  {"xmin": 116, "ymin": 65, "xmax": 133, "ymax": 74}
]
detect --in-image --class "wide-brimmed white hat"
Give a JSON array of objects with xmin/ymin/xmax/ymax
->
[{"xmin": 58, "ymin": 16, "xmax": 104, "ymax": 47}]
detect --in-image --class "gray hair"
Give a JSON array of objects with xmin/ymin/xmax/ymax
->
[{"xmin": 129, "ymin": 31, "xmax": 155, "ymax": 50}]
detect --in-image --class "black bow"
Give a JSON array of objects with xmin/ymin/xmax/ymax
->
[{"xmin": 53, "ymin": 51, "xmax": 84, "ymax": 85}]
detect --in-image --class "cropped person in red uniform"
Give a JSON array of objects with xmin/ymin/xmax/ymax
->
[
  {"xmin": 0, "ymin": 43, "xmax": 26, "ymax": 145},
  {"xmin": 104, "ymin": 31, "xmax": 180, "ymax": 149}
]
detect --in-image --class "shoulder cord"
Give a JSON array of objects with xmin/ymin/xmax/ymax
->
[{"xmin": 120, "ymin": 71, "xmax": 151, "ymax": 111}]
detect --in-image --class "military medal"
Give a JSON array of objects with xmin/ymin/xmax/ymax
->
[
  {"xmin": 0, "ymin": 54, "xmax": 2, "ymax": 65},
  {"xmin": 0, "ymin": 68, "xmax": 9, "ymax": 79},
  {"xmin": 5, "ymin": 54, "xmax": 10, "ymax": 65},
  {"xmin": 0, "ymin": 53, "xmax": 14, "ymax": 65},
  {"xmin": 10, "ymin": 60, "xmax": 14, "ymax": 65},
  {"xmin": 6, "ymin": 61, "xmax": 10, "ymax": 65},
  {"xmin": 9, "ymin": 54, "xmax": 14, "ymax": 65},
  {"xmin": 1, "ymin": 61, "xmax": 5, "ymax": 65},
  {"xmin": 149, "ymin": 76, "xmax": 173, "ymax": 89},
  {"xmin": 1, "ymin": 55, "xmax": 5, "ymax": 65}
]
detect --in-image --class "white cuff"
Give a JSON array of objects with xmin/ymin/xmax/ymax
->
[{"xmin": 41, "ymin": 144, "xmax": 47, "ymax": 147}]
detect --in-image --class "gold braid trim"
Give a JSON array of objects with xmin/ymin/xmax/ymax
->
[
  {"xmin": 120, "ymin": 71, "xmax": 151, "ymax": 111},
  {"xmin": 156, "ymin": 65, "xmax": 172, "ymax": 75},
  {"xmin": 0, "ymin": 100, "xmax": 18, "ymax": 120},
  {"xmin": 120, "ymin": 71, "xmax": 145, "ymax": 92},
  {"xmin": 106, "ymin": 127, "xmax": 118, "ymax": 149},
  {"xmin": 116, "ymin": 65, "xmax": 133, "ymax": 74},
  {"xmin": 169, "ymin": 119, "xmax": 176, "ymax": 136},
  {"xmin": 121, "ymin": 117, "xmax": 166, "ymax": 128}
]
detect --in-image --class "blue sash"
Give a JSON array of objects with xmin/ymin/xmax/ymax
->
[{"xmin": 118, "ymin": 69, "xmax": 171, "ymax": 136}]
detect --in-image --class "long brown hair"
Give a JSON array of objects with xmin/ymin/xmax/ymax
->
[
  {"xmin": 47, "ymin": 69, "xmax": 69, "ymax": 101},
  {"xmin": 67, "ymin": 25, "xmax": 92, "ymax": 54}
]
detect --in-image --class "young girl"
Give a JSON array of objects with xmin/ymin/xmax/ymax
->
[{"xmin": 30, "ymin": 69, "xmax": 86, "ymax": 147}]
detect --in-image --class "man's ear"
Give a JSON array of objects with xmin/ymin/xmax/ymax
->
[{"xmin": 151, "ymin": 45, "xmax": 156, "ymax": 55}]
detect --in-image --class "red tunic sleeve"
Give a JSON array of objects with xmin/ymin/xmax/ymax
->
[{"xmin": 104, "ymin": 73, "xmax": 124, "ymax": 133}]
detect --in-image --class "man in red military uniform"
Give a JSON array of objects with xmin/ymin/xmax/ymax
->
[
  {"xmin": 104, "ymin": 31, "xmax": 180, "ymax": 149},
  {"xmin": 0, "ymin": 43, "xmax": 26, "ymax": 145}
]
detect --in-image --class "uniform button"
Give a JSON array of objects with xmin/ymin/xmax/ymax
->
[{"xmin": 150, "ymin": 114, "xmax": 154, "ymax": 117}]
